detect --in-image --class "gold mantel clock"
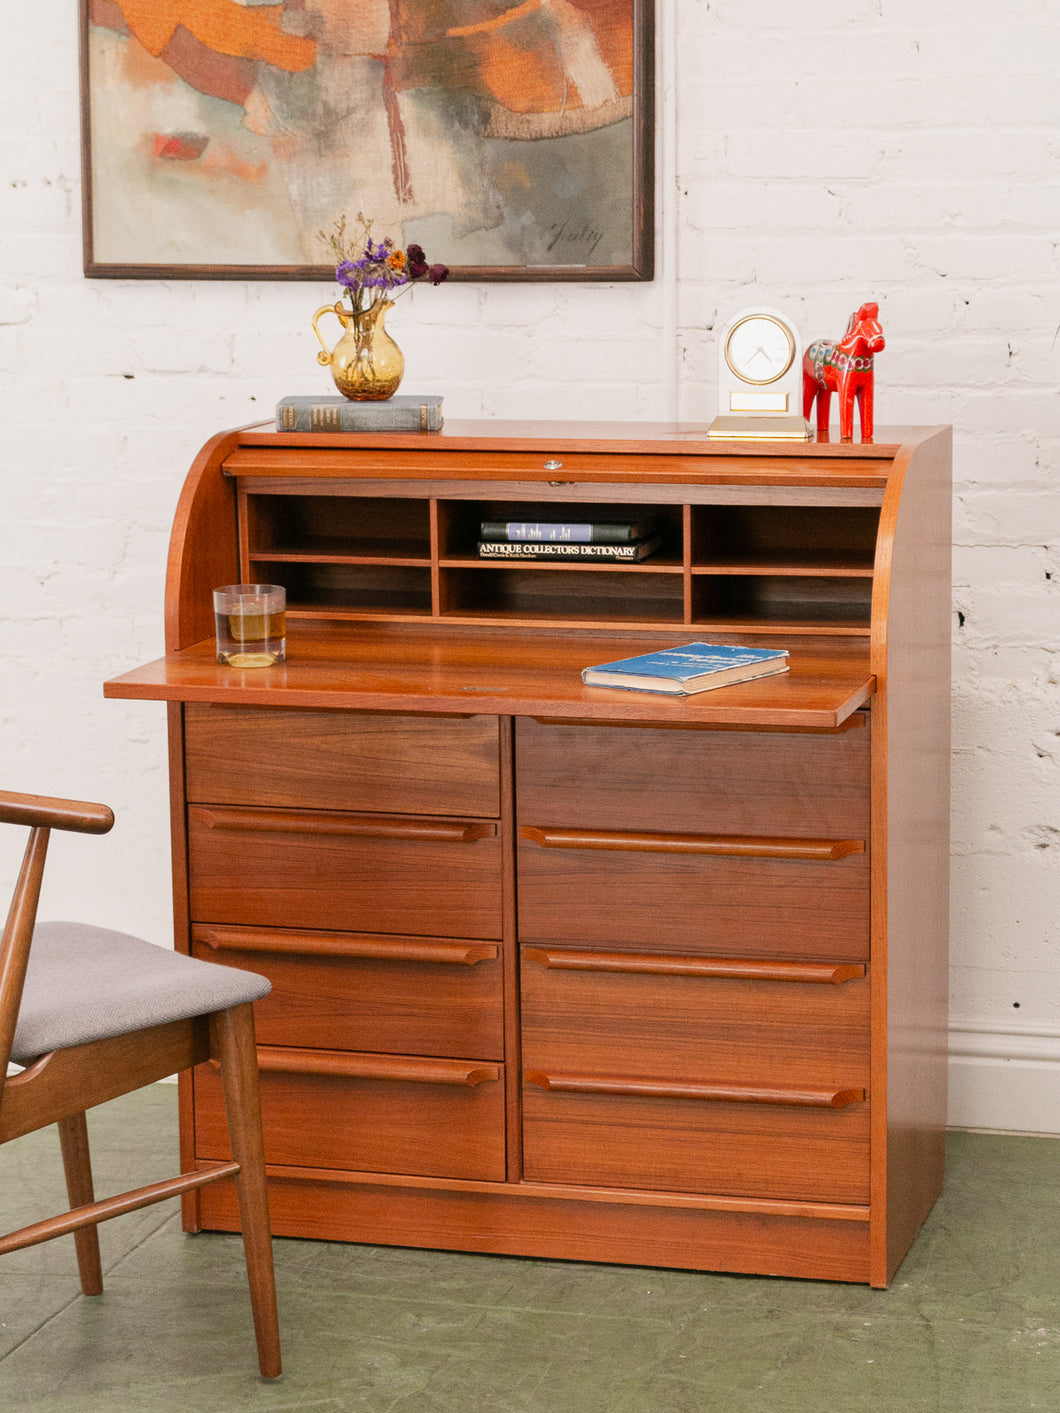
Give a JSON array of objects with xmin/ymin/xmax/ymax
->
[{"xmin": 709, "ymin": 307, "xmax": 811, "ymax": 440}]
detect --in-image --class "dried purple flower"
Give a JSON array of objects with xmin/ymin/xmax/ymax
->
[{"xmin": 320, "ymin": 216, "xmax": 447, "ymax": 313}]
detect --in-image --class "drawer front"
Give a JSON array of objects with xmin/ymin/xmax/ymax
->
[
  {"xmin": 521, "ymin": 946, "xmax": 869, "ymax": 1202},
  {"xmin": 517, "ymin": 833, "xmax": 869, "ymax": 961},
  {"xmin": 522, "ymin": 1087, "xmax": 868, "ymax": 1204},
  {"xmin": 188, "ymin": 805, "xmax": 502, "ymax": 939},
  {"xmin": 516, "ymin": 716, "xmax": 870, "ymax": 838},
  {"xmin": 194, "ymin": 1050, "xmax": 506, "ymax": 1181},
  {"xmin": 521, "ymin": 946, "xmax": 869, "ymax": 1085},
  {"xmin": 185, "ymin": 704, "xmax": 500, "ymax": 817},
  {"xmin": 192, "ymin": 924, "xmax": 504, "ymax": 1059}
]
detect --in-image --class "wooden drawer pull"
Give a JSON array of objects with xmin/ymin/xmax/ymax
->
[
  {"xmin": 532, "ymin": 715, "xmax": 867, "ymax": 734},
  {"xmin": 520, "ymin": 825, "xmax": 863, "ymax": 861},
  {"xmin": 525, "ymin": 1071, "xmax": 865, "ymax": 1109},
  {"xmin": 254, "ymin": 1048, "xmax": 500, "ymax": 1087},
  {"xmin": 523, "ymin": 948, "xmax": 865, "ymax": 985},
  {"xmin": 196, "ymin": 926, "xmax": 498, "ymax": 966},
  {"xmin": 196, "ymin": 805, "xmax": 496, "ymax": 844}
]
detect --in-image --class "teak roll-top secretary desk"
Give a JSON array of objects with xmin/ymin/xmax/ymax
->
[{"xmin": 105, "ymin": 420, "xmax": 951, "ymax": 1288}]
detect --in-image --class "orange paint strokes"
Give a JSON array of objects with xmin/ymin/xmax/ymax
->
[
  {"xmin": 444, "ymin": 0, "xmax": 544, "ymax": 39},
  {"xmin": 570, "ymin": 0, "xmax": 632, "ymax": 92},
  {"xmin": 115, "ymin": 0, "xmax": 316, "ymax": 72},
  {"xmin": 201, "ymin": 149, "xmax": 268, "ymax": 184},
  {"xmin": 115, "ymin": 26, "xmax": 184, "ymax": 91},
  {"xmin": 472, "ymin": 34, "xmax": 562, "ymax": 115}
]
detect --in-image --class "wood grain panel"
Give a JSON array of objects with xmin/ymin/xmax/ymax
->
[
  {"xmin": 517, "ymin": 844, "xmax": 869, "ymax": 961},
  {"xmin": 188, "ymin": 804, "xmax": 502, "ymax": 939},
  {"xmin": 520, "ymin": 955, "xmax": 870, "ymax": 1200},
  {"xmin": 105, "ymin": 625, "xmax": 875, "ymax": 729},
  {"xmin": 520, "ymin": 958, "xmax": 869, "ymax": 1092},
  {"xmin": 196, "ymin": 1172, "xmax": 871, "ymax": 1282},
  {"xmin": 869, "ymin": 425, "xmax": 953, "ymax": 1284},
  {"xmin": 516, "ymin": 716, "xmax": 870, "ymax": 836},
  {"xmin": 165, "ymin": 430, "xmax": 241, "ymax": 652},
  {"xmin": 184, "ymin": 704, "xmax": 500, "ymax": 817},
  {"xmin": 522, "ymin": 1088, "xmax": 868, "ymax": 1203},
  {"xmin": 194, "ymin": 1054, "xmax": 506, "ymax": 1181},
  {"xmin": 192, "ymin": 924, "xmax": 503, "ymax": 1059}
]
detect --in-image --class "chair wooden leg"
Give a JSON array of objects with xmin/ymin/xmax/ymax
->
[
  {"xmin": 57, "ymin": 1112, "xmax": 104, "ymax": 1296},
  {"xmin": 210, "ymin": 1003, "xmax": 281, "ymax": 1380}
]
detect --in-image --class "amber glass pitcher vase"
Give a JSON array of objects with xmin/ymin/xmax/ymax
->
[{"xmin": 311, "ymin": 299, "xmax": 404, "ymax": 401}]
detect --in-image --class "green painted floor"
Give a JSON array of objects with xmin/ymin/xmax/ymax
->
[{"xmin": 1, "ymin": 1087, "xmax": 1057, "ymax": 1411}]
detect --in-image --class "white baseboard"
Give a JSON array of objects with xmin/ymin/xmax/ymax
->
[{"xmin": 948, "ymin": 1020, "xmax": 1060, "ymax": 1135}]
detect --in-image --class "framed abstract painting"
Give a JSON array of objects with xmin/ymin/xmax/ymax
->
[{"xmin": 79, "ymin": 1, "xmax": 654, "ymax": 281}]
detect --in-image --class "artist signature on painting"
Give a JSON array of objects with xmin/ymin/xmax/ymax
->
[{"xmin": 546, "ymin": 220, "xmax": 605, "ymax": 260}]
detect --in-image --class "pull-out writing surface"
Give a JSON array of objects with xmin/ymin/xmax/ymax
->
[{"xmin": 105, "ymin": 624, "xmax": 875, "ymax": 729}]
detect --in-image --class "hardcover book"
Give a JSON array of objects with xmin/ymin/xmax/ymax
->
[
  {"xmin": 276, "ymin": 394, "xmax": 443, "ymax": 433},
  {"xmin": 479, "ymin": 516, "xmax": 661, "ymax": 545},
  {"xmin": 478, "ymin": 536, "xmax": 662, "ymax": 562},
  {"xmin": 582, "ymin": 642, "xmax": 790, "ymax": 695}
]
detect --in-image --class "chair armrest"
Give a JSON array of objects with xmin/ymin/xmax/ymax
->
[{"xmin": 0, "ymin": 791, "xmax": 114, "ymax": 835}]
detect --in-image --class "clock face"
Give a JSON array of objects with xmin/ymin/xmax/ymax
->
[{"xmin": 724, "ymin": 315, "xmax": 796, "ymax": 385}]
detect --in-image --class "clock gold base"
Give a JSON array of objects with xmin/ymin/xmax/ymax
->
[{"xmin": 707, "ymin": 415, "xmax": 813, "ymax": 441}]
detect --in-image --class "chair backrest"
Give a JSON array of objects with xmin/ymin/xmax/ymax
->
[{"xmin": 0, "ymin": 792, "xmax": 114, "ymax": 1103}]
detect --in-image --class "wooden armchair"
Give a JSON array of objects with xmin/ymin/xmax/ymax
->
[{"xmin": 0, "ymin": 789, "xmax": 281, "ymax": 1379}]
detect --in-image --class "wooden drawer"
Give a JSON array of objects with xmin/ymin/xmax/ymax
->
[
  {"xmin": 520, "ymin": 947, "xmax": 869, "ymax": 1203},
  {"xmin": 192, "ymin": 924, "xmax": 504, "ymax": 1059},
  {"xmin": 515, "ymin": 715, "xmax": 870, "ymax": 837},
  {"xmin": 517, "ymin": 828, "xmax": 869, "ymax": 961},
  {"xmin": 184, "ymin": 705, "xmax": 500, "ymax": 817},
  {"xmin": 194, "ymin": 1049, "xmax": 506, "ymax": 1181},
  {"xmin": 187, "ymin": 804, "xmax": 503, "ymax": 938},
  {"xmin": 522, "ymin": 1086, "xmax": 868, "ymax": 1204}
]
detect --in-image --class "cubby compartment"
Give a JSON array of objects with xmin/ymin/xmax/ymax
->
[
  {"xmin": 439, "ymin": 566, "xmax": 685, "ymax": 626},
  {"xmin": 438, "ymin": 498, "xmax": 681, "ymax": 562},
  {"xmin": 691, "ymin": 574, "xmax": 873, "ymax": 633},
  {"xmin": 257, "ymin": 561, "xmax": 432, "ymax": 618},
  {"xmin": 244, "ymin": 493, "xmax": 432, "ymax": 564},
  {"xmin": 692, "ymin": 505, "xmax": 879, "ymax": 575}
]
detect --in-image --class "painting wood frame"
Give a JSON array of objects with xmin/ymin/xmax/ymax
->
[{"xmin": 79, "ymin": 1, "xmax": 654, "ymax": 282}]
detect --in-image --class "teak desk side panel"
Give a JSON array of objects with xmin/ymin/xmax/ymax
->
[
  {"xmin": 161, "ymin": 426, "xmax": 241, "ymax": 1228},
  {"xmin": 868, "ymin": 426, "xmax": 952, "ymax": 1285},
  {"xmin": 165, "ymin": 429, "xmax": 242, "ymax": 653}
]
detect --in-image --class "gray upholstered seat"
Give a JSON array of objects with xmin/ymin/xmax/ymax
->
[{"xmin": 11, "ymin": 922, "xmax": 271, "ymax": 1065}]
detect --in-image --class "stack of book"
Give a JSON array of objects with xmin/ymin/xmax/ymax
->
[{"xmin": 477, "ymin": 515, "xmax": 663, "ymax": 562}]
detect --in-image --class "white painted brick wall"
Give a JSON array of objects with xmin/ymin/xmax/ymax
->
[{"xmin": 2, "ymin": 2, "xmax": 1058, "ymax": 1130}]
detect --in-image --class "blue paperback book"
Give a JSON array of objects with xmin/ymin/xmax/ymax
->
[{"xmin": 581, "ymin": 642, "xmax": 789, "ymax": 695}]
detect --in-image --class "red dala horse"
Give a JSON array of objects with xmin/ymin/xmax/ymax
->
[{"xmin": 803, "ymin": 302, "xmax": 885, "ymax": 440}]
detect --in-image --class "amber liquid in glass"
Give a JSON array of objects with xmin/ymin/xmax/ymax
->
[{"xmin": 215, "ymin": 608, "xmax": 286, "ymax": 667}]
